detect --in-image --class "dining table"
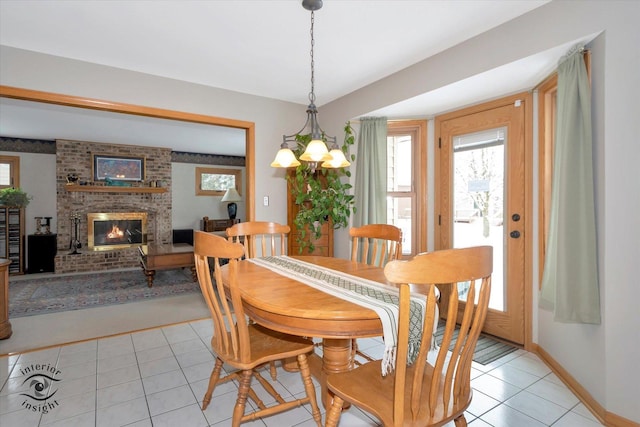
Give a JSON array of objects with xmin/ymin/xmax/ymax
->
[{"xmin": 219, "ymin": 255, "xmax": 394, "ymax": 407}]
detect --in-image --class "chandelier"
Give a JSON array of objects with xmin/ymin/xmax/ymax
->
[{"xmin": 270, "ymin": 0, "xmax": 350, "ymax": 169}]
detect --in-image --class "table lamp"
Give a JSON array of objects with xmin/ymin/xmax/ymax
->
[{"xmin": 221, "ymin": 188, "xmax": 242, "ymax": 220}]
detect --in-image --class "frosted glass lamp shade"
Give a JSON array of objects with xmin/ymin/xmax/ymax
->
[
  {"xmin": 271, "ymin": 147, "xmax": 301, "ymax": 168},
  {"xmin": 299, "ymin": 139, "xmax": 331, "ymax": 162},
  {"xmin": 322, "ymin": 148, "xmax": 351, "ymax": 168}
]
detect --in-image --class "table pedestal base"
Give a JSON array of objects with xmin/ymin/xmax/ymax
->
[{"xmin": 319, "ymin": 338, "xmax": 353, "ymax": 409}]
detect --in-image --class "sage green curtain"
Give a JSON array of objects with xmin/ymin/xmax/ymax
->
[
  {"xmin": 353, "ymin": 117, "xmax": 387, "ymax": 227},
  {"xmin": 539, "ymin": 46, "xmax": 601, "ymax": 324}
]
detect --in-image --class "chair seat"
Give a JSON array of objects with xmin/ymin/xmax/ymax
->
[
  {"xmin": 214, "ymin": 323, "xmax": 315, "ymax": 371},
  {"xmin": 327, "ymin": 360, "xmax": 472, "ymax": 426}
]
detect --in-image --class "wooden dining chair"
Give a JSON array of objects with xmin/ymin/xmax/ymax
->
[
  {"xmin": 350, "ymin": 224, "xmax": 402, "ymax": 268},
  {"xmin": 226, "ymin": 221, "xmax": 290, "ymax": 258},
  {"xmin": 326, "ymin": 246, "xmax": 493, "ymax": 427},
  {"xmin": 349, "ymin": 224, "xmax": 403, "ymax": 365},
  {"xmin": 226, "ymin": 220, "xmax": 290, "ymax": 379},
  {"xmin": 193, "ymin": 231, "xmax": 322, "ymax": 427}
]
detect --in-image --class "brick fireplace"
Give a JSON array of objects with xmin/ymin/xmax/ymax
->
[{"xmin": 55, "ymin": 140, "xmax": 172, "ymax": 273}]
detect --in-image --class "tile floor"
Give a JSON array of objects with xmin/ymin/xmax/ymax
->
[{"xmin": 0, "ymin": 319, "xmax": 603, "ymax": 427}]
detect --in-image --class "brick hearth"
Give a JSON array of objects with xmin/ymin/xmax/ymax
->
[{"xmin": 55, "ymin": 140, "xmax": 172, "ymax": 273}]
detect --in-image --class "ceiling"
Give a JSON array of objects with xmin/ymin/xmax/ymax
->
[{"xmin": 0, "ymin": 0, "xmax": 573, "ymax": 155}]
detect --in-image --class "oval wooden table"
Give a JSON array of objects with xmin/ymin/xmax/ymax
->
[{"xmin": 220, "ymin": 255, "xmax": 393, "ymax": 407}]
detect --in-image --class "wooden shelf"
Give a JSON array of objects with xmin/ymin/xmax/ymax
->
[{"xmin": 64, "ymin": 185, "xmax": 167, "ymax": 194}]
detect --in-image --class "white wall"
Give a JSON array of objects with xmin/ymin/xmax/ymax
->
[
  {"xmin": 320, "ymin": 1, "xmax": 639, "ymax": 421},
  {"xmin": 0, "ymin": 151, "xmax": 56, "ymax": 236},
  {"xmin": 171, "ymin": 162, "xmax": 246, "ymax": 230}
]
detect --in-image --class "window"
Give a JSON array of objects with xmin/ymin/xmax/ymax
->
[
  {"xmin": 195, "ymin": 167, "xmax": 242, "ymax": 196},
  {"xmin": 0, "ymin": 155, "xmax": 20, "ymax": 189},
  {"xmin": 387, "ymin": 121, "xmax": 426, "ymax": 256}
]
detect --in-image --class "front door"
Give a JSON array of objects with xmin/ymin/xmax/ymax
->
[{"xmin": 435, "ymin": 93, "xmax": 530, "ymax": 345}]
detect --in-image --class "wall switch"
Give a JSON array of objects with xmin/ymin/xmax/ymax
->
[{"xmin": 263, "ymin": 196, "xmax": 269, "ymax": 206}]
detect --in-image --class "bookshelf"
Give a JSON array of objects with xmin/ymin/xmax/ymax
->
[{"xmin": 0, "ymin": 207, "xmax": 25, "ymax": 274}]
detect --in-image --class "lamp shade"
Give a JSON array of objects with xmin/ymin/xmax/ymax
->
[
  {"xmin": 299, "ymin": 139, "xmax": 332, "ymax": 162},
  {"xmin": 271, "ymin": 147, "xmax": 301, "ymax": 168},
  {"xmin": 221, "ymin": 188, "xmax": 242, "ymax": 202},
  {"xmin": 322, "ymin": 147, "xmax": 351, "ymax": 168}
]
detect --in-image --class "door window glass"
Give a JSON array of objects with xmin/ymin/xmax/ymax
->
[{"xmin": 453, "ymin": 128, "xmax": 505, "ymax": 310}]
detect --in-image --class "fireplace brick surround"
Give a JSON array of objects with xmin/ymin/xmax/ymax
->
[{"xmin": 55, "ymin": 140, "xmax": 172, "ymax": 273}]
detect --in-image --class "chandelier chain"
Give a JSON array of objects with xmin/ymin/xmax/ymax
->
[{"xmin": 309, "ymin": 10, "xmax": 316, "ymax": 104}]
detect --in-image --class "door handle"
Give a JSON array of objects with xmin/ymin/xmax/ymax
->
[
  {"xmin": 512, "ymin": 213, "xmax": 521, "ymax": 222},
  {"xmin": 510, "ymin": 230, "xmax": 521, "ymax": 238}
]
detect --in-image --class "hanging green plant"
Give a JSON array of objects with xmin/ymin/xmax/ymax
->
[
  {"xmin": 287, "ymin": 122, "xmax": 357, "ymax": 253},
  {"xmin": 0, "ymin": 187, "xmax": 32, "ymax": 207}
]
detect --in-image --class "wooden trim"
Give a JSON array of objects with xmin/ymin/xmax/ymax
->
[
  {"xmin": 0, "ymin": 155, "xmax": 20, "ymax": 188},
  {"xmin": 0, "ymin": 85, "xmax": 256, "ymax": 221},
  {"xmin": 606, "ymin": 411, "xmax": 640, "ymax": 427},
  {"xmin": 0, "ymin": 85, "xmax": 253, "ymax": 129},
  {"xmin": 434, "ymin": 93, "xmax": 529, "ymax": 122},
  {"xmin": 534, "ymin": 71, "xmax": 558, "ymax": 92},
  {"xmin": 522, "ymin": 92, "xmax": 534, "ymax": 351},
  {"xmin": 64, "ymin": 185, "xmax": 166, "ymax": 194},
  {"xmin": 537, "ymin": 75, "xmax": 557, "ymax": 289},
  {"xmin": 195, "ymin": 167, "xmax": 242, "ymax": 197},
  {"xmin": 245, "ymin": 123, "xmax": 255, "ymax": 221}
]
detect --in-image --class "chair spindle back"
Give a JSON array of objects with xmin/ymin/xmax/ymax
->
[
  {"xmin": 350, "ymin": 224, "xmax": 402, "ymax": 267},
  {"xmin": 226, "ymin": 221, "xmax": 290, "ymax": 259}
]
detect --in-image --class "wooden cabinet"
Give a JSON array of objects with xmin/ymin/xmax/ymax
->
[
  {"xmin": 287, "ymin": 171, "xmax": 334, "ymax": 256},
  {"xmin": 0, "ymin": 259, "xmax": 11, "ymax": 339},
  {"xmin": 289, "ymin": 221, "xmax": 333, "ymax": 256},
  {"xmin": 202, "ymin": 218, "xmax": 240, "ymax": 233},
  {"xmin": 0, "ymin": 207, "xmax": 24, "ymax": 275}
]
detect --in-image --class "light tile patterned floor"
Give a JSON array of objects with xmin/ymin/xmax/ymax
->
[{"xmin": 0, "ymin": 319, "xmax": 603, "ymax": 426}]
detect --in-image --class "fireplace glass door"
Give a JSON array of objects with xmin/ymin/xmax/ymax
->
[{"xmin": 88, "ymin": 212, "xmax": 147, "ymax": 251}]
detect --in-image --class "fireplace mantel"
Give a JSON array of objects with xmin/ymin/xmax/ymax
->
[{"xmin": 64, "ymin": 185, "xmax": 167, "ymax": 194}]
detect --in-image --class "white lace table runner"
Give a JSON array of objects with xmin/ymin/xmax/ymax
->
[{"xmin": 248, "ymin": 255, "xmax": 426, "ymax": 374}]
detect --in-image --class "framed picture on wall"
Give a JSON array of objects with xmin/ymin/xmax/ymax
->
[{"xmin": 92, "ymin": 154, "xmax": 146, "ymax": 182}]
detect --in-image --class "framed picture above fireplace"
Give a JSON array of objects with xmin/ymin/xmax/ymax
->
[{"xmin": 92, "ymin": 153, "xmax": 146, "ymax": 182}]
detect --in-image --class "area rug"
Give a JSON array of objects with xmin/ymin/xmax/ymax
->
[
  {"xmin": 9, "ymin": 268, "xmax": 201, "ymax": 318},
  {"xmin": 435, "ymin": 322, "xmax": 519, "ymax": 365}
]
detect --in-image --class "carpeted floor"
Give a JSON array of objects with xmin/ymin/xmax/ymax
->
[
  {"xmin": 435, "ymin": 322, "xmax": 519, "ymax": 365},
  {"xmin": 9, "ymin": 268, "xmax": 201, "ymax": 318}
]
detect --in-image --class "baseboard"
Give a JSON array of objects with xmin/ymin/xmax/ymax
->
[
  {"xmin": 605, "ymin": 412, "xmax": 640, "ymax": 427},
  {"xmin": 533, "ymin": 344, "xmax": 639, "ymax": 427}
]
